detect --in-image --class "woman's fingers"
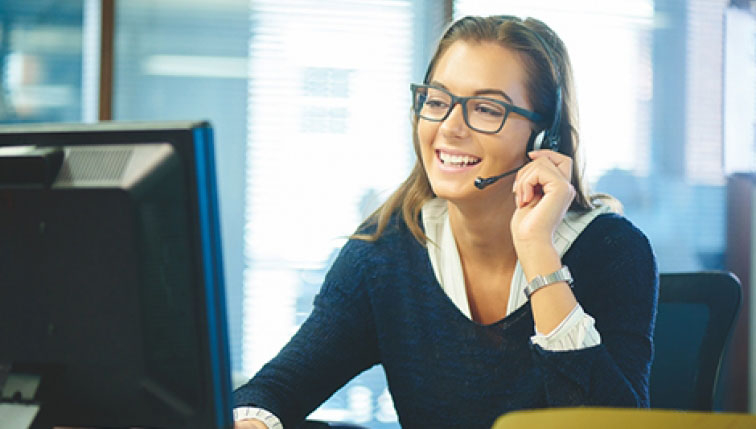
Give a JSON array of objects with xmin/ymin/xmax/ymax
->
[
  {"xmin": 513, "ymin": 151, "xmax": 572, "ymax": 208},
  {"xmin": 526, "ymin": 149, "xmax": 573, "ymax": 180}
]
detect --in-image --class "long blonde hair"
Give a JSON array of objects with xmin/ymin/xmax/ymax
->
[{"xmin": 354, "ymin": 15, "xmax": 597, "ymax": 244}]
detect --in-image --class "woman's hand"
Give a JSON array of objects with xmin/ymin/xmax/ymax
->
[
  {"xmin": 511, "ymin": 150, "xmax": 578, "ymax": 333},
  {"xmin": 235, "ymin": 419, "xmax": 269, "ymax": 429},
  {"xmin": 510, "ymin": 150, "xmax": 576, "ymax": 253}
]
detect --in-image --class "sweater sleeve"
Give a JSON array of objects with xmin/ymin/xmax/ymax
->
[
  {"xmin": 530, "ymin": 214, "xmax": 658, "ymax": 408},
  {"xmin": 232, "ymin": 239, "xmax": 380, "ymax": 428}
]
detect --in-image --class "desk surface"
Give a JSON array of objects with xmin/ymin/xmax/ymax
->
[{"xmin": 492, "ymin": 407, "xmax": 756, "ymax": 429}]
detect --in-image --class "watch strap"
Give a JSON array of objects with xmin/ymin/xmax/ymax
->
[{"xmin": 525, "ymin": 265, "xmax": 573, "ymax": 298}]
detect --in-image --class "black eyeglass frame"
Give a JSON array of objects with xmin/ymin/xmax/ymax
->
[{"xmin": 410, "ymin": 83, "xmax": 544, "ymax": 134}]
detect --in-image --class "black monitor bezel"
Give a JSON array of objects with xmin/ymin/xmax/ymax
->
[{"xmin": 0, "ymin": 120, "xmax": 233, "ymax": 429}]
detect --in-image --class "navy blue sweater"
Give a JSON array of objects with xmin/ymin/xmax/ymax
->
[{"xmin": 234, "ymin": 213, "xmax": 658, "ymax": 428}]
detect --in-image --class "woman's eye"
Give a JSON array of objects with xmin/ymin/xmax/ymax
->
[
  {"xmin": 474, "ymin": 102, "xmax": 505, "ymax": 118},
  {"xmin": 425, "ymin": 98, "xmax": 449, "ymax": 109}
]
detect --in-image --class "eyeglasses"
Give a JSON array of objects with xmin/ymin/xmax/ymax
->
[{"xmin": 410, "ymin": 83, "xmax": 543, "ymax": 134}]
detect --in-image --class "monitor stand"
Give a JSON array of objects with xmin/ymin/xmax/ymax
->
[{"xmin": 0, "ymin": 366, "xmax": 41, "ymax": 429}]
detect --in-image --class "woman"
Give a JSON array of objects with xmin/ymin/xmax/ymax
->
[{"xmin": 234, "ymin": 15, "xmax": 658, "ymax": 429}]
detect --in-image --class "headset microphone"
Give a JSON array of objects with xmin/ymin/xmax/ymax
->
[{"xmin": 474, "ymin": 162, "xmax": 527, "ymax": 190}]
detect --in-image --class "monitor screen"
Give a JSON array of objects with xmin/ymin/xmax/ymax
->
[{"xmin": 0, "ymin": 121, "xmax": 232, "ymax": 429}]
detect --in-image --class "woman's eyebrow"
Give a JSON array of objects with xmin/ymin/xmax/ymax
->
[
  {"xmin": 428, "ymin": 81, "xmax": 514, "ymax": 103},
  {"xmin": 473, "ymin": 88, "xmax": 514, "ymax": 103}
]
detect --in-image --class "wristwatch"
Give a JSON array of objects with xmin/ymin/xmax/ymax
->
[{"xmin": 524, "ymin": 265, "xmax": 573, "ymax": 298}]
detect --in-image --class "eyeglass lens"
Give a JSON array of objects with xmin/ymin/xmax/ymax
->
[{"xmin": 413, "ymin": 86, "xmax": 508, "ymax": 133}]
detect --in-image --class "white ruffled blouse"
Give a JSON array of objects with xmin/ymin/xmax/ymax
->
[{"xmin": 421, "ymin": 198, "xmax": 609, "ymax": 351}]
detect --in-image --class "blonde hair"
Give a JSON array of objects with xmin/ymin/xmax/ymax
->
[{"xmin": 354, "ymin": 15, "xmax": 600, "ymax": 244}]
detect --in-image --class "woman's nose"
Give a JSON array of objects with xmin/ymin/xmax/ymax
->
[{"xmin": 439, "ymin": 102, "xmax": 469, "ymax": 138}]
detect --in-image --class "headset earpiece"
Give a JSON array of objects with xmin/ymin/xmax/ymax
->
[
  {"xmin": 528, "ymin": 129, "xmax": 558, "ymax": 152},
  {"xmin": 527, "ymin": 129, "xmax": 542, "ymax": 152},
  {"xmin": 530, "ymin": 29, "xmax": 563, "ymax": 154}
]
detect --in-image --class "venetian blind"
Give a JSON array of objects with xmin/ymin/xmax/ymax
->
[{"xmin": 244, "ymin": 0, "xmax": 417, "ymax": 426}]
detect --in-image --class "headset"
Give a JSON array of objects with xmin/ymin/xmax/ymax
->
[{"xmin": 525, "ymin": 25, "xmax": 563, "ymax": 153}]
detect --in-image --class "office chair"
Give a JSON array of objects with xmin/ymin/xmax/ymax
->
[{"xmin": 649, "ymin": 271, "xmax": 741, "ymax": 411}]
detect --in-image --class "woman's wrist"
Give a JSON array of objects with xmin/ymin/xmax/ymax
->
[
  {"xmin": 517, "ymin": 243, "xmax": 578, "ymax": 333},
  {"xmin": 513, "ymin": 233, "xmax": 552, "ymax": 249},
  {"xmin": 235, "ymin": 419, "xmax": 269, "ymax": 429},
  {"xmin": 515, "ymin": 240, "xmax": 560, "ymax": 279}
]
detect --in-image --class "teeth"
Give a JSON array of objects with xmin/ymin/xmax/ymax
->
[{"xmin": 439, "ymin": 151, "xmax": 480, "ymax": 166}]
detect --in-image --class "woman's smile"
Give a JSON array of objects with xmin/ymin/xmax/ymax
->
[{"xmin": 435, "ymin": 148, "xmax": 482, "ymax": 171}]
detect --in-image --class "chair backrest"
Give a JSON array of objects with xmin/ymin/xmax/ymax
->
[{"xmin": 650, "ymin": 271, "xmax": 741, "ymax": 411}]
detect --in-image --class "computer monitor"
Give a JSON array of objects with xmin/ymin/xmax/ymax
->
[{"xmin": 0, "ymin": 121, "xmax": 232, "ymax": 429}]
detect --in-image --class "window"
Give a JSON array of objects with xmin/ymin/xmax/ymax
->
[
  {"xmin": 242, "ymin": 2, "xmax": 420, "ymax": 425},
  {"xmin": 0, "ymin": 0, "xmax": 88, "ymax": 123}
]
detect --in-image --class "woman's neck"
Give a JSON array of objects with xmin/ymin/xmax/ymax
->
[{"xmin": 446, "ymin": 195, "xmax": 517, "ymax": 269}]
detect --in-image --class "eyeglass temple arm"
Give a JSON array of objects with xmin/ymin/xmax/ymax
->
[{"xmin": 510, "ymin": 105, "xmax": 543, "ymax": 123}]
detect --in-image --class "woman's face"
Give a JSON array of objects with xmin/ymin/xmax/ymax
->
[{"xmin": 418, "ymin": 40, "xmax": 535, "ymax": 203}]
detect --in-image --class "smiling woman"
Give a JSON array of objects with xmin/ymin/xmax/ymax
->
[{"xmin": 233, "ymin": 15, "xmax": 658, "ymax": 429}]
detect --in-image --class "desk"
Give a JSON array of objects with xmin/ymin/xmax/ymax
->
[{"xmin": 492, "ymin": 407, "xmax": 756, "ymax": 429}]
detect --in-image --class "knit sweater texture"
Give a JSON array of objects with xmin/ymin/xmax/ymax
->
[{"xmin": 233, "ymin": 212, "xmax": 659, "ymax": 428}]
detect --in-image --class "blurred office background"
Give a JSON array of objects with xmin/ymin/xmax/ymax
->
[{"xmin": 1, "ymin": 0, "xmax": 754, "ymax": 427}]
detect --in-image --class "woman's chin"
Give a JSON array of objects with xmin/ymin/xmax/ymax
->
[{"xmin": 430, "ymin": 180, "xmax": 478, "ymax": 201}]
